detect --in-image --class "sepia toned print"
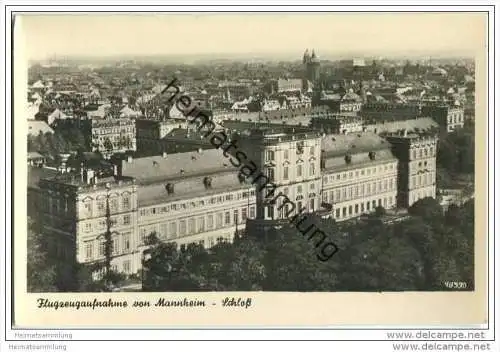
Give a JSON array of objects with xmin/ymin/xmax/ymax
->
[
  {"xmin": 13, "ymin": 11, "xmax": 488, "ymax": 328},
  {"xmin": 24, "ymin": 13, "xmax": 476, "ymax": 294}
]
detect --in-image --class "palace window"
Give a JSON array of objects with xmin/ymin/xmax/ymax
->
[
  {"xmin": 169, "ymin": 222, "xmax": 177, "ymax": 237},
  {"xmin": 266, "ymin": 167, "xmax": 275, "ymax": 182},
  {"xmin": 297, "ymin": 164, "xmax": 303, "ymax": 177},
  {"xmin": 123, "ymin": 261, "xmax": 131, "ymax": 274},
  {"xmin": 188, "ymin": 218, "xmax": 196, "ymax": 234},
  {"xmin": 83, "ymin": 202, "xmax": 93, "ymax": 216},
  {"xmin": 266, "ymin": 150, "xmax": 275, "ymax": 161},
  {"xmin": 207, "ymin": 214, "xmax": 214, "ymax": 229},
  {"xmin": 159, "ymin": 223, "xmax": 168, "ymax": 239},
  {"xmin": 216, "ymin": 213, "xmax": 223, "ymax": 228},
  {"xmin": 267, "ymin": 206, "xmax": 274, "ymax": 219},
  {"xmin": 249, "ymin": 206, "xmax": 256, "ymax": 219},
  {"xmin": 310, "ymin": 163, "xmax": 316, "ymax": 176},
  {"xmin": 122, "ymin": 196, "xmax": 130, "ymax": 210},
  {"xmin": 85, "ymin": 241, "xmax": 93, "ymax": 260},
  {"xmin": 112, "ymin": 236, "xmax": 120, "ymax": 255},
  {"xmin": 97, "ymin": 201, "xmax": 105, "ymax": 215},
  {"xmin": 123, "ymin": 215, "xmax": 130, "ymax": 225},
  {"xmin": 224, "ymin": 212, "xmax": 231, "ymax": 225},
  {"xmin": 99, "ymin": 240, "xmax": 106, "ymax": 257},
  {"xmin": 110, "ymin": 199, "xmax": 118, "ymax": 212},
  {"xmin": 179, "ymin": 220, "xmax": 187, "ymax": 235},
  {"xmin": 197, "ymin": 217, "xmax": 205, "ymax": 233}
]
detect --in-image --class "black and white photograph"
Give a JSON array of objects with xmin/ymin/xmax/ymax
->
[{"xmin": 22, "ymin": 12, "xmax": 478, "ymax": 297}]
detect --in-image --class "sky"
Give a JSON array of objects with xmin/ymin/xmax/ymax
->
[{"xmin": 16, "ymin": 12, "xmax": 487, "ymax": 61}]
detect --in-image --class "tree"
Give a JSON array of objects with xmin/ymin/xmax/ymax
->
[
  {"xmin": 408, "ymin": 197, "xmax": 444, "ymax": 224},
  {"xmin": 437, "ymin": 126, "xmax": 475, "ymax": 176},
  {"xmin": 374, "ymin": 205, "xmax": 386, "ymax": 217},
  {"xmin": 27, "ymin": 218, "xmax": 58, "ymax": 292},
  {"xmin": 140, "ymin": 200, "xmax": 474, "ymax": 292},
  {"xmin": 51, "ymin": 133, "xmax": 69, "ymax": 154},
  {"xmin": 211, "ymin": 236, "xmax": 266, "ymax": 291},
  {"xmin": 35, "ymin": 132, "xmax": 50, "ymax": 155},
  {"xmin": 261, "ymin": 223, "xmax": 338, "ymax": 291}
]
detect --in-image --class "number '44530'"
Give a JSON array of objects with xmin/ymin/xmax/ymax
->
[{"xmin": 444, "ymin": 281, "xmax": 467, "ymax": 289}]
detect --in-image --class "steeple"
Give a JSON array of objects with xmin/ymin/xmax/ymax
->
[
  {"xmin": 303, "ymin": 49, "xmax": 310, "ymax": 64},
  {"xmin": 310, "ymin": 49, "xmax": 320, "ymax": 63}
]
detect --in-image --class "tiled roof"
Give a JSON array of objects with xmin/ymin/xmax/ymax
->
[
  {"xmin": 27, "ymin": 151, "xmax": 45, "ymax": 159},
  {"xmin": 121, "ymin": 149, "xmax": 239, "ymax": 184},
  {"xmin": 28, "ymin": 166, "xmax": 59, "ymax": 189},
  {"xmin": 321, "ymin": 132, "xmax": 391, "ymax": 157},
  {"xmin": 27, "ymin": 120, "xmax": 54, "ymax": 135},
  {"xmin": 323, "ymin": 149, "xmax": 396, "ymax": 172},
  {"xmin": 365, "ymin": 117, "xmax": 439, "ymax": 134},
  {"xmin": 137, "ymin": 170, "xmax": 249, "ymax": 206}
]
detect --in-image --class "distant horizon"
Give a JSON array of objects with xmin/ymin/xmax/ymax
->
[
  {"xmin": 28, "ymin": 49, "xmax": 475, "ymax": 66},
  {"xmin": 17, "ymin": 13, "xmax": 485, "ymax": 62}
]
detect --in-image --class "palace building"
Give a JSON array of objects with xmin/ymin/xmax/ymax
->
[{"xmin": 28, "ymin": 124, "xmax": 438, "ymax": 276}]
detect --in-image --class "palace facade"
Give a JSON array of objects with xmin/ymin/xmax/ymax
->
[{"xmin": 28, "ymin": 124, "xmax": 438, "ymax": 276}]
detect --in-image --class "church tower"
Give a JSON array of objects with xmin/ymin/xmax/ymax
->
[{"xmin": 303, "ymin": 49, "xmax": 321, "ymax": 93}]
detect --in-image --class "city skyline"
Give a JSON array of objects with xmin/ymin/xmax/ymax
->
[{"xmin": 17, "ymin": 12, "xmax": 485, "ymax": 61}]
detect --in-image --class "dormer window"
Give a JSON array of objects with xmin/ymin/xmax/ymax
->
[
  {"xmin": 296, "ymin": 141, "xmax": 304, "ymax": 154},
  {"xmin": 203, "ymin": 176, "xmax": 213, "ymax": 189},
  {"xmin": 345, "ymin": 154, "xmax": 352, "ymax": 164},
  {"xmin": 165, "ymin": 183, "xmax": 175, "ymax": 195},
  {"xmin": 237, "ymin": 173, "xmax": 246, "ymax": 184},
  {"xmin": 368, "ymin": 151, "xmax": 376, "ymax": 161}
]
